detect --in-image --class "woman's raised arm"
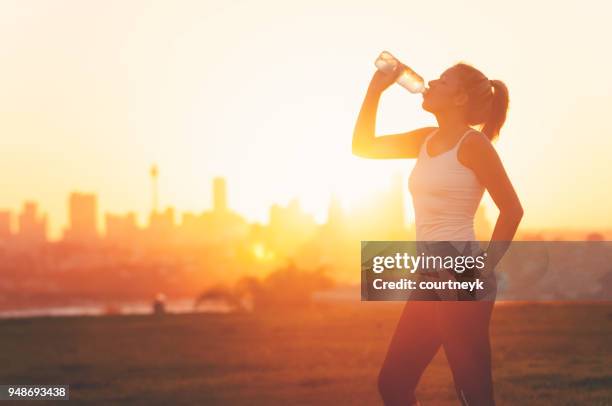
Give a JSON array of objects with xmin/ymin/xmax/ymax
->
[{"xmin": 352, "ymin": 69, "xmax": 435, "ymax": 159}]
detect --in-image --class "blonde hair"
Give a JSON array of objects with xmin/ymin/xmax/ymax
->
[{"xmin": 452, "ymin": 63, "xmax": 509, "ymax": 140}]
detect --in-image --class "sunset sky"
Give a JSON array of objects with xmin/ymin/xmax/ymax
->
[{"xmin": 1, "ymin": 0, "xmax": 611, "ymax": 239}]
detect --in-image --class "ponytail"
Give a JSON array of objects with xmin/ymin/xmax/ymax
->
[
  {"xmin": 451, "ymin": 63, "xmax": 510, "ymax": 141},
  {"xmin": 481, "ymin": 79, "xmax": 509, "ymax": 141}
]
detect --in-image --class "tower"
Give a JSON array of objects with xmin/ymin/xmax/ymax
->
[{"xmin": 150, "ymin": 164, "xmax": 159, "ymax": 214}]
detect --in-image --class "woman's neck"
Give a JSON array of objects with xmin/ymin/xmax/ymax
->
[{"xmin": 434, "ymin": 112, "xmax": 470, "ymax": 139}]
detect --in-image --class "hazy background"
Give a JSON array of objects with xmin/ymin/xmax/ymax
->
[{"xmin": 1, "ymin": 0, "xmax": 610, "ymax": 239}]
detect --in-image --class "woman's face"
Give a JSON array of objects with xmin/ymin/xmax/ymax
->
[{"xmin": 421, "ymin": 68, "xmax": 467, "ymax": 114}]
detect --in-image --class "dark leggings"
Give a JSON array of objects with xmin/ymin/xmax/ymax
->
[{"xmin": 378, "ymin": 300, "xmax": 495, "ymax": 405}]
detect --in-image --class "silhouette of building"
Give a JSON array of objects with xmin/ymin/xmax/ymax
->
[
  {"xmin": 148, "ymin": 207, "xmax": 176, "ymax": 246},
  {"xmin": 64, "ymin": 192, "xmax": 98, "ymax": 244},
  {"xmin": 178, "ymin": 212, "xmax": 203, "ymax": 245},
  {"xmin": 196, "ymin": 177, "xmax": 248, "ymax": 244},
  {"xmin": 293, "ymin": 194, "xmax": 354, "ymax": 277},
  {"xmin": 175, "ymin": 177, "xmax": 248, "ymax": 246},
  {"xmin": 326, "ymin": 193, "xmax": 346, "ymax": 229},
  {"xmin": 267, "ymin": 198, "xmax": 317, "ymax": 258},
  {"xmin": 213, "ymin": 177, "xmax": 227, "ymax": 213},
  {"xmin": 105, "ymin": 212, "xmax": 139, "ymax": 247},
  {"xmin": 176, "ymin": 178, "xmax": 249, "ymax": 246},
  {"xmin": 144, "ymin": 164, "xmax": 179, "ymax": 246},
  {"xmin": 0, "ymin": 210, "xmax": 11, "ymax": 241},
  {"xmin": 17, "ymin": 201, "xmax": 47, "ymax": 245}
]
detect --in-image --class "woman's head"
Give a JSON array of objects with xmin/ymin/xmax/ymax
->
[{"xmin": 422, "ymin": 63, "xmax": 509, "ymax": 140}]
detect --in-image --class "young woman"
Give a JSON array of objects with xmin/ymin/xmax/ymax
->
[{"xmin": 352, "ymin": 62, "xmax": 523, "ymax": 405}]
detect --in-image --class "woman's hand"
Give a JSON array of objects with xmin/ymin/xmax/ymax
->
[{"xmin": 368, "ymin": 64, "xmax": 403, "ymax": 93}]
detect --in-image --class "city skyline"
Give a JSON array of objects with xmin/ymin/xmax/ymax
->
[
  {"xmin": 0, "ymin": 173, "xmax": 410, "ymax": 243},
  {"xmin": 0, "ymin": 169, "xmax": 607, "ymax": 243},
  {"xmin": 2, "ymin": 1, "xmax": 612, "ymax": 239},
  {"xmin": 0, "ymin": 171, "xmax": 416, "ymax": 295}
]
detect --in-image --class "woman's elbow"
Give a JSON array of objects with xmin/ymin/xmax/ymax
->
[
  {"xmin": 352, "ymin": 139, "xmax": 369, "ymax": 157},
  {"xmin": 514, "ymin": 203, "xmax": 524, "ymax": 219},
  {"xmin": 352, "ymin": 147, "xmax": 377, "ymax": 159},
  {"xmin": 503, "ymin": 204, "xmax": 524, "ymax": 223},
  {"xmin": 352, "ymin": 145, "xmax": 366, "ymax": 157}
]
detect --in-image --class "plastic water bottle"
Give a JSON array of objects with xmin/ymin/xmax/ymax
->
[{"xmin": 374, "ymin": 51, "xmax": 426, "ymax": 93}]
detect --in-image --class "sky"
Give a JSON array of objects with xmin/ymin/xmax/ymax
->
[{"xmin": 1, "ymin": 0, "xmax": 611, "ymax": 239}]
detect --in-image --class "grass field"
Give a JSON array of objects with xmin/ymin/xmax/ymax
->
[{"xmin": 0, "ymin": 303, "xmax": 611, "ymax": 405}]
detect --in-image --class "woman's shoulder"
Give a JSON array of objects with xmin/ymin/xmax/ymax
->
[
  {"xmin": 458, "ymin": 129, "xmax": 496, "ymax": 167},
  {"xmin": 461, "ymin": 129, "xmax": 492, "ymax": 150}
]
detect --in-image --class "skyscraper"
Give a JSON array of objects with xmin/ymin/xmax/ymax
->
[
  {"xmin": 105, "ymin": 212, "xmax": 138, "ymax": 246},
  {"xmin": 18, "ymin": 202, "xmax": 47, "ymax": 245},
  {"xmin": 0, "ymin": 210, "xmax": 12, "ymax": 241},
  {"xmin": 213, "ymin": 177, "xmax": 227, "ymax": 213},
  {"xmin": 64, "ymin": 192, "xmax": 98, "ymax": 243},
  {"xmin": 190, "ymin": 177, "xmax": 248, "ymax": 245},
  {"xmin": 326, "ymin": 193, "xmax": 345, "ymax": 227}
]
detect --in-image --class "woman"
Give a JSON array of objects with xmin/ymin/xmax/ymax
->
[{"xmin": 352, "ymin": 61, "xmax": 523, "ymax": 405}]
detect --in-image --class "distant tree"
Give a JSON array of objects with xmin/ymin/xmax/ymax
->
[
  {"xmin": 195, "ymin": 285, "xmax": 241, "ymax": 310},
  {"xmin": 195, "ymin": 260, "xmax": 335, "ymax": 313},
  {"xmin": 258, "ymin": 260, "xmax": 334, "ymax": 310},
  {"xmin": 586, "ymin": 232, "xmax": 604, "ymax": 241}
]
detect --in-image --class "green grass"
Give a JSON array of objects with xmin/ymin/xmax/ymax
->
[{"xmin": 0, "ymin": 303, "xmax": 611, "ymax": 405}]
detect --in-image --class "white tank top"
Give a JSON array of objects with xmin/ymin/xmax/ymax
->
[{"xmin": 408, "ymin": 128, "xmax": 486, "ymax": 244}]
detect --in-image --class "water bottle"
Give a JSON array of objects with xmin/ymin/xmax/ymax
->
[{"xmin": 374, "ymin": 51, "xmax": 426, "ymax": 93}]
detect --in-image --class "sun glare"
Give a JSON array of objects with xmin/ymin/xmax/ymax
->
[{"xmin": 252, "ymin": 242, "xmax": 275, "ymax": 261}]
